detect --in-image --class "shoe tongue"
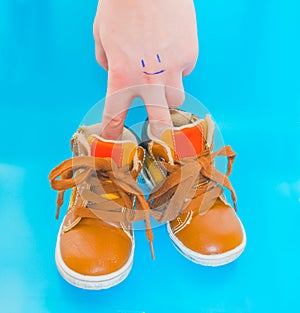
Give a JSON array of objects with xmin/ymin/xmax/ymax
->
[
  {"xmin": 88, "ymin": 136, "xmax": 136, "ymax": 167},
  {"xmin": 160, "ymin": 119, "xmax": 207, "ymax": 158}
]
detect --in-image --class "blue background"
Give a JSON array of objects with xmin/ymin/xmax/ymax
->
[{"xmin": 0, "ymin": 0, "xmax": 299, "ymax": 312}]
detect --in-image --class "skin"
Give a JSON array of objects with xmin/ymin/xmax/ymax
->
[{"xmin": 93, "ymin": 0, "xmax": 199, "ymax": 139}]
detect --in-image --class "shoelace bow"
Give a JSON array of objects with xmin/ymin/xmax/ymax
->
[
  {"xmin": 148, "ymin": 145, "xmax": 237, "ymax": 223},
  {"xmin": 49, "ymin": 156, "xmax": 154, "ymax": 259}
]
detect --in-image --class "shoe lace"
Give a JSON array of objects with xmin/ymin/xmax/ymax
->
[
  {"xmin": 49, "ymin": 155, "xmax": 154, "ymax": 259},
  {"xmin": 148, "ymin": 145, "xmax": 237, "ymax": 223}
]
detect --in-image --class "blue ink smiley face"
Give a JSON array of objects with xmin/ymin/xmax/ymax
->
[{"xmin": 141, "ymin": 54, "xmax": 166, "ymax": 75}]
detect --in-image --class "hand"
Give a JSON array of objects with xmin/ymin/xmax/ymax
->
[{"xmin": 93, "ymin": 0, "xmax": 198, "ymax": 139}]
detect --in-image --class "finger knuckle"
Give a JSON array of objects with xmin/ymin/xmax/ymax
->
[
  {"xmin": 109, "ymin": 67, "xmax": 130, "ymax": 89},
  {"xmin": 167, "ymin": 88, "xmax": 185, "ymax": 108}
]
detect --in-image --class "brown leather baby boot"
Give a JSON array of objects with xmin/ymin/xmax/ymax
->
[
  {"xmin": 142, "ymin": 109, "xmax": 246, "ymax": 266},
  {"xmin": 49, "ymin": 125, "xmax": 153, "ymax": 289}
]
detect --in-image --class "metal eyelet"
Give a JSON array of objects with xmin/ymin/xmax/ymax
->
[{"xmin": 158, "ymin": 156, "xmax": 166, "ymax": 162}]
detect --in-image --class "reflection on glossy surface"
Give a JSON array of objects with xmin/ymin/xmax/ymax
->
[{"xmin": 0, "ymin": 0, "xmax": 299, "ymax": 312}]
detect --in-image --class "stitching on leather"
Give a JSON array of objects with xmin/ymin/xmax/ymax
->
[
  {"xmin": 172, "ymin": 211, "xmax": 193, "ymax": 235},
  {"xmin": 148, "ymin": 142, "xmax": 166, "ymax": 179}
]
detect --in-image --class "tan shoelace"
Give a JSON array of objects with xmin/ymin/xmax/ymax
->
[
  {"xmin": 49, "ymin": 156, "xmax": 154, "ymax": 259},
  {"xmin": 148, "ymin": 145, "xmax": 237, "ymax": 223}
]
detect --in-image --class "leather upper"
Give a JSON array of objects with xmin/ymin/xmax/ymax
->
[
  {"xmin": 60, "ymin": 217, "xmax": 132, "ymax": 275},
  {"xmin": 49, "ymin": 126, "xmax": 148, "ymax": 276},
  {"xmin": 143, "ymin": 109, "xmax": 245, "ymax": 256},
  {"xmin": 169, "ymin": 198, "xmax": 243, "ymax": 255}
]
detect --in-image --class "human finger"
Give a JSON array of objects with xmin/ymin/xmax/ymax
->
[
  {"xmin": 165, "ymin": 72, "xmax": 185, "ymax": 108},
  {"xmin": 138, "ymin": 84, "xmax": 172, "ymax": 138}
]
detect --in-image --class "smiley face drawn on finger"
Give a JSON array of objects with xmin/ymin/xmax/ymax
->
[{"xmin": 141, "ymin": 54, "xmax": 166, "ymax": 75}]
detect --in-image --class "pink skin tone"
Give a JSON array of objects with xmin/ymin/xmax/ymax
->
[{"xmin": 93, "ymin": 0, "xmax": 198, "ymax": 140}]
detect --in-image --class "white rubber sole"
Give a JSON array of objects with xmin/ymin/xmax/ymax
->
[
  {"xmin": 55, "ymin": 223, "xmax": 134, "ymax": 290},
  {"xmin": 167, "ymin": 219, "xmax": 247, "ymax": 267}
]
